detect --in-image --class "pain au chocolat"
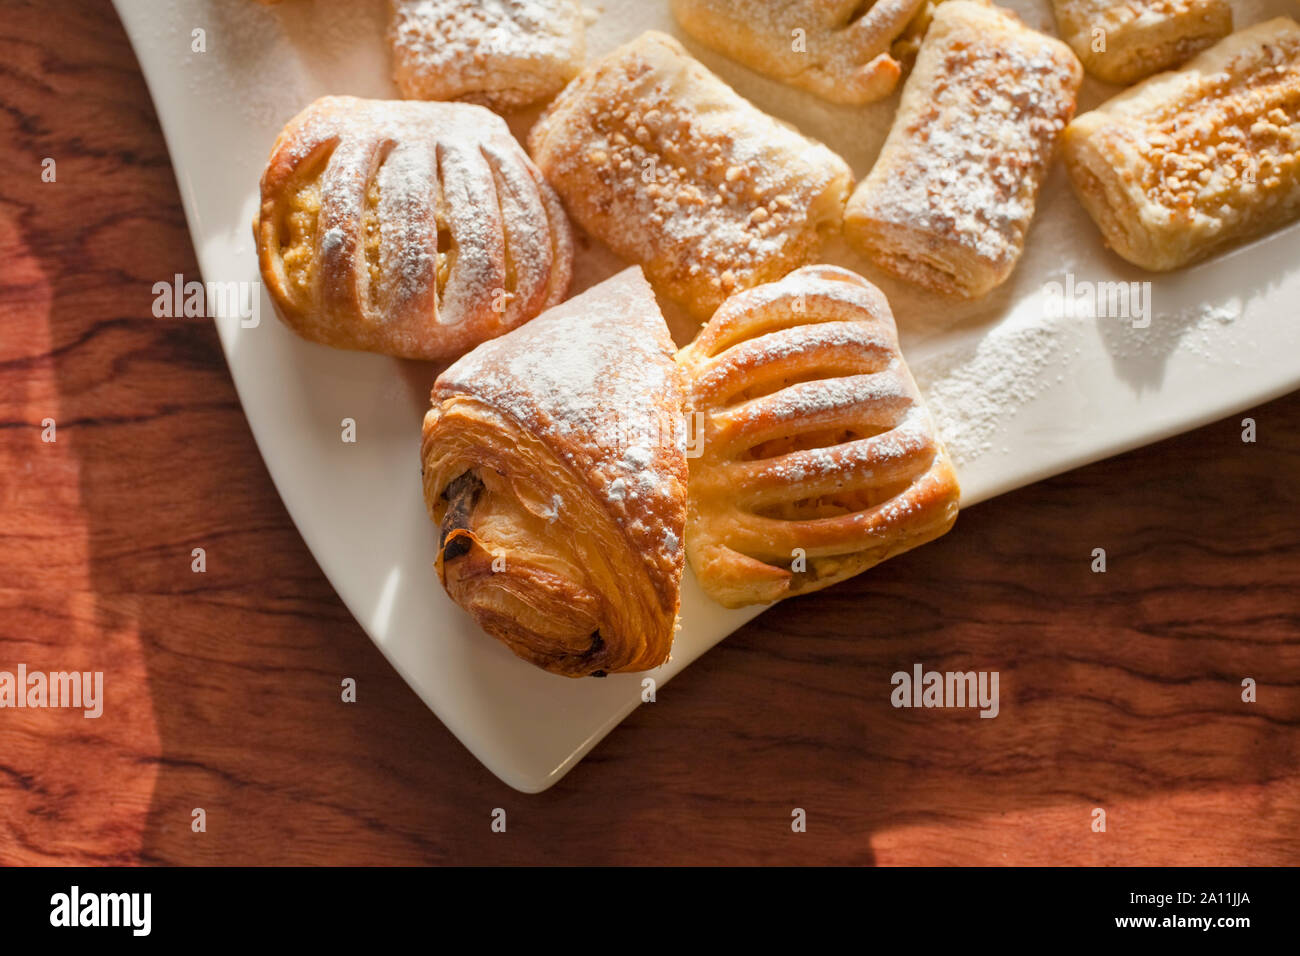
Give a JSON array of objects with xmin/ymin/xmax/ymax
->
[{"xmin": 421, "ymin": 268, "xmax": 688, "ymax": 677}]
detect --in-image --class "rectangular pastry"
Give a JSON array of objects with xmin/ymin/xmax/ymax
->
[
  {"xmin": 843, "ymin": 2, "xmax": 1082, "ymax": 298},
  {"xmin": 528, "ymin": 31, "xmax": 854, "ymax": 321},
  {"xmin": 1051, "ymin": 0, "xmax": 1232, "ymax": 84},
  {"xmin": 389, "ymin": 0, "xmax": 586, "ymax": 111},
  {"xmin": 1063, "ymin": 17, "xmax": 1300, "ymax": 272}
]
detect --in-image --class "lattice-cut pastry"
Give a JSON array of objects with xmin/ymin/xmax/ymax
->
[
  {"xmin": 388, "ymin": 0, "xmax": 586, "ymax": 111},
  {"xmin": 255, "ymin": 96, "xmax": 572, "ymax": 360},
  {"xmin": 1051, "ymin": 0, "xmax": 1231, "ymax": 85},
  {"xmin": 843, "ymin": 1, "xmax": 1082, "ymax": 298},
  {"xmin": 676, "ymin": 265, "xmax": 960, "ymax": 609},
  {"xmin": 421, "ymin": 268, "xmax": 688, "ymax": 677},
  {"xmin": 1063, "ymin": 17, "xmax": 1300, "ymax": 272},
  {"xmin": 670, "ymin": 0, "xmax": 928, "ymax": 105},
  {"xmin": 528, "ymin": 31, "xmax": 854, "ymax": 321}
]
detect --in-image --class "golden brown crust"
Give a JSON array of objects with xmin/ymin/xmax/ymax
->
[
  {"xmin": 1051, "ymin": 0, "xmax": 1232, "ymax": 85},
  {"xmin": 669, "ymin": 0, "xmax": 927, "ymax": 105},
  {"xmin": 255, "ymin": 96, "xmax": 572, "ymax": 360},
  {"xmin": 676, "ymin": 265, "xmax": 960, "ymax": 609},
  {"xmin": 843, "ymin": 1, "xmax": 1082, "ymax": 298},
  {"xmin": 1063, "ymin": 17, "xmax": 1300, "ymax": 272},
  {"xmin": 421, "ymin": 268, "xmax": 688, "ymax": 677},
  {"xmin": 388, "ymin": 0, "xmax": 586, "ymax": 111},
  {"xmin": 528, "ymin": 31, "xmax": 853, "ymax": 321}
]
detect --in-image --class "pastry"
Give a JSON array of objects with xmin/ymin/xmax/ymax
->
[
  {"xmin": 843, "ymin": 2, "xmax": 1082, "ymax": 298},
  {"xmin": 255, "ymin": 96, "xmax": 572, "ymax": 360},
  {"xmin": 1063, "ymin": 17, "xmax": 1300, "ymax": 272},
  {"xmin": 420, "ymin": 267, "xmax": 688, "ymax": 677},
  {"xmin": 670, "ymin": 0, "xmax": 928, "ymax": 105},
  {"xmin": 676, "ymin": 265, "xmax": 960, "ymax": 608},
  {"xmin": 889, "ymin": 0, "xmax": 956, "ymax": 72},
  {"xmin": 389, "ymin": 0, "xmax": 586, "ymax": 111},
  {"xmin": 528, "ymin": 31, "xmax": 854, "ymax": 321},
  {"xmin": 1051, "ymin": 0, "xmax": 1231, "ymax": 85}
]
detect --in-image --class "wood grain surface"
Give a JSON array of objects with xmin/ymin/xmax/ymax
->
[{"xmin": 0, "ymin": 0, "xmax": 1297, "ymax": 866}]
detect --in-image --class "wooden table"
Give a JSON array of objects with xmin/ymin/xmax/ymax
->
[{"xmin": 1, "ymin": 0, "xmax": 1297, "ymax": 866}]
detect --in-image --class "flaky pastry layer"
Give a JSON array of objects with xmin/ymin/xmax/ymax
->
[
  {"xmin": 421, "ymin": 268, "xmax": 687, "ymax": 677},
  {"xmin": 1063, "ymin": 17, "xmax": 1300, "ymax": 271},
  {"xmin": 843, "ymin": 1, "xmax": 1082, "ymax": 298},
  {"xmin": 670, "ymin": 0, "xmax": 927, "ymax": 105},
  {"xmin": 676, "ymin": 265, "xmax": 960, "ymax": 608}
]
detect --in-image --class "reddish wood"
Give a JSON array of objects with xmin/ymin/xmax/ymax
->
[{"xmin": 0, "ymin": 0, "xmax": 1296, "ymax": 865}]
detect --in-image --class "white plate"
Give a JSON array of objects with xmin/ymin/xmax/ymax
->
[{"xmin": 113, "ymin": 0, "xmax": 1300, "ymax": 791}]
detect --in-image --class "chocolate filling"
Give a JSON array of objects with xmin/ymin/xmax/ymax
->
[
  {"xmin": 587, "ymin": 631, "xmax": 606, "ymax": 677},
  {"xmin": 439, "ymin": 471, "xmax": 484, "ymax": 561}
]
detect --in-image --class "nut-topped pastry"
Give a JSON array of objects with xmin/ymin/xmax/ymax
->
[
  {"xmin": 1063, "ymin": 17, "xmax": 1300, "ymax": 272},
  {"xmin": 528, "ymin": 31, "xmax": 854, "ymax": 321},
  {"xmin": 255, "ymin": 96, "xmax": 572, "ymax": 360}
]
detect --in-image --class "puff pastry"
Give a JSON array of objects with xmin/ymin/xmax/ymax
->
[
  {"xmin": 421, "ymin": 268, "xmax": 688, "ymax": 677},
  {"xmin": 889, "ymin": 0, "xmax": 957, "ymax": 72},
  {"xmin": 670, "ymin": 0, "xmax": 928, "ymax": 105},
  {"xmin": 1063, "ymin": 17, "xmax": 1300, "ymax": 272},
  {"xmin": 843, "ymin": 2, "xmax": 1082, "ymax": 298},
  {"xmin": 389, "ymin": 0, "xmax": 585, "ymax": 111},
  {"xmin": 255, "ymin": 96, "xmax": 572, "ymax": 360},
  {"xmin": 1051, "ymin": 0, "xmax": 1231, "ymax": 85},
  {"xmin": 528, "ymin": 31, "xmax": 854, "ymax": 321},
  {"xmin": 676, "ymin": 265, "xmax": 960, "ymax": 608}
]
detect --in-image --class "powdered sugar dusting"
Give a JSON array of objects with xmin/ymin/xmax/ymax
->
[
  {"xmin": 390, "ymin": 0, "xmax": 585, "ymax": 110},
  {"xmin": 260, "ymin": 96, "xmax": 570, "ymax": 357},
  {"xmin": 852, "ymin": 2, "xmax": 1081, "ymax": 286},
  {"xmin": 436, "ymin": 267, "xmax": 687, "ymax": 580},
  {"xmin": 913, "ymin": 294, "xmax": 1246, "ymax": 467},
  {"xmin": 914, "ymin": 312, "xmax": 1074, "ymax": 466},
  {"xmin": 528, "ymin": 31, "xmax": 853, "ymax": 318}
]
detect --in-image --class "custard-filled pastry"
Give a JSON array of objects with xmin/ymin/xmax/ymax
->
[
  {"xmin": 255, "ymin": 96, "xmax": 572, "ymax": 360},
  {"xmin": 676, "ymin": 265, "xmax": 960, "ymax": 609},
  {"xmin": 1051, "ymin": 0, "xmax": 1231, "ymax": 85},
  {"xmin": 528, "ymin": 31, "xmax": 854, "ymax": 321},
  {"xmin": 843, "ymin": 2, "xmax": 1082, "ymax": 298},
  {"xmin": 421, "ymin": 268, "xmax": 688, "ymax": 677},
  {"xmin": 389, "ymin": 0, "xmax": 585, "ymax": 111},
  {"xmin": 1063, "ymin": 17, "xmax": 1300, "ymax": 272},
  {"xmin": 670, "ymin": 0, "xmax": 928, "ymax": 105}
]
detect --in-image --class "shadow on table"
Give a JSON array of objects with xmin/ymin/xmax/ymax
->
[{"xmin": 24, "ymin": 0, "xmax": 1300, "ymax": 866}]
